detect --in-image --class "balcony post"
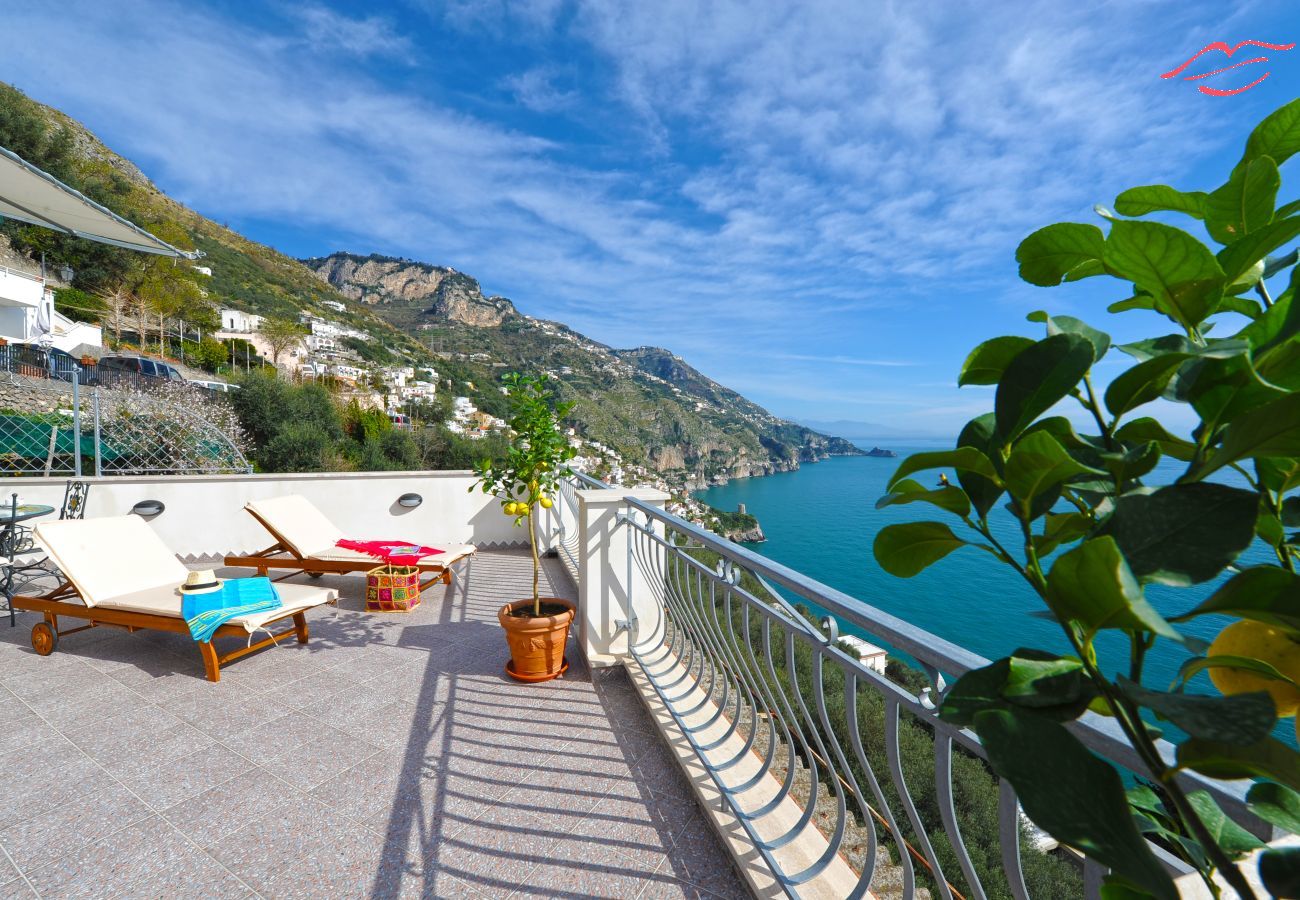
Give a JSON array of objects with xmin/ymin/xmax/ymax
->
[{"xmin": 575, "ymin": 487, "xmax": 669, "ymax": 667}]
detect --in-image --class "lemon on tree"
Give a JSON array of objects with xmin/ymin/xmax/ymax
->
[{"xmin": 1208, "ymin": 621, "xmax": 1300, "ymax": 717}]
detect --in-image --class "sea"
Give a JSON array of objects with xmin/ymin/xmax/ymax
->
[{"xmin": 695, "ymin": 443, "xmax": 1297, "ymax": 745}]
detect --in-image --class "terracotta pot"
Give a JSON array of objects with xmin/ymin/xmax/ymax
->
[{"xmin": 498, "ymin": 597, "xmax": 575, "ymax": 682}]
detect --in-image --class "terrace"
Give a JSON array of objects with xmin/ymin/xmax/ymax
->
[{"xmin": 0, "ymin": 469, "xmax": 1289, "ymax": 899}]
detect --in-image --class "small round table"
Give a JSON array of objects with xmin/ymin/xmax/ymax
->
[{"xmin": 3, "ymin": 503, "xmax": 55, "ymax": 627}]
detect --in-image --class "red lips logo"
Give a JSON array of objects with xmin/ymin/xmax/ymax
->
[{"xmin": 1161, "ymin": 39, "xmax": 1295, "ymax": 96}]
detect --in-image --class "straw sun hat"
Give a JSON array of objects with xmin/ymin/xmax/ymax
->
[{"xmin": 179, "ymin": 570, "xmax": 223, "ymax": 595}]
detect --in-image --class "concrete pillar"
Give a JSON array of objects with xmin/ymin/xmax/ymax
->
[{"xmin": 576, "ymin": 487, "xmax": 670, "ymax": 667}]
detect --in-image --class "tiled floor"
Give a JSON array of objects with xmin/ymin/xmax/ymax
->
[{"xmin": 0, "ymin": 550, "xmax": 749, "ymax": 899}]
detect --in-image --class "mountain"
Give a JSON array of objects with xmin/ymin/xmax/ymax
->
[
  {"xmin": 307, "ymin": 253, "xmax": 862, "ymax": 486},
  {"xmin": 0, "ymin": 82, "xmax": 859, "ymax": 488}
]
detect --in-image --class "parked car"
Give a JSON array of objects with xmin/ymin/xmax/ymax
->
[
  {"xmin": 92, "ymin": 354, "xmax": 186, "ymax": 390},
  {"xmin": 191, "ymin": 379, "xmax": 240, "ymax": 394}
]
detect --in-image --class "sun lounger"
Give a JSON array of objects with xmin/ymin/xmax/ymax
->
[
  {"xmin": 10, "ymin": 515, "xmax": 337, "ymax": 682},
  {"xmin": 223, "ymin": 495, "xmax": 476, "ymax": 589}
]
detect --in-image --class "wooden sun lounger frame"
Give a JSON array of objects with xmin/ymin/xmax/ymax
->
[
  {"xmin": 223, "ymin": 506, "xmax": 470, "ymax": 589},
  {"xmin": 10, "ymin": 579, "xmax": 310, "ymax": 682}
]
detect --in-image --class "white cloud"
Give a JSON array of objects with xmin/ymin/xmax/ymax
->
[
  {"xmin": 295, "ymin": 5, "xmax": 413, "ymax": 59},
  {"xmin": 2, "ymin": 0, "xmax": 1273, "ymax": 431}
]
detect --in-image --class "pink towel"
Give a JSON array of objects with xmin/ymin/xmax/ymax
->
[{"xmin": 335, "ymin": 539, "xmax": 444, "ymax": 565}]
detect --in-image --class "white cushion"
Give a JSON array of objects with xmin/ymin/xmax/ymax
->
[
  {"xmin": 245, "ymin": 495, "xmax": 344, "ymax": 559},
  {"xmin": 35, "ymin": 516, "xmax": 187, "ymax": 608},
  {"xmin": 97, "ymin": 580, "xmax": 337, "ymax": 632}
]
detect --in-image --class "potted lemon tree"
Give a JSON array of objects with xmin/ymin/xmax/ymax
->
[{"xmin": 473, "ymin": 373, "xmax": 578, "ymax": 681}]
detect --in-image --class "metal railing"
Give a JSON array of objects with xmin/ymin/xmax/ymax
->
[
  {"xmin": 0, "ymin": 344, "xmax": 250, "ymax": 476},
  {"xmin": 553, "ymin": 470, "xmax": 610, "ymax": 570},
  {"xmin": 613, "ymin": 496, "xmax": 1270, "ymax": 899}
]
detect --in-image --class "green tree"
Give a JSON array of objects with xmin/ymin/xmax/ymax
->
[
  {"xmin": 874, "ymin": 99, "xmax": 1300, "ymax": 898},
  {"xmin": 473, "ymin": 373, "xmax": 577, "ymax": 614},
  {"xmin": 259, "ymin": 316, "xmax": 307, "ymax": 367}
]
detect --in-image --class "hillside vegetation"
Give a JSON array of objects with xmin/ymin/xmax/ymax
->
[{"xmin": 0, "ymin": 83, "xmax": 858, "ymax": 485}]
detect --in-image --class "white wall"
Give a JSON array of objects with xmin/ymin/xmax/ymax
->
[{"xmin": 0, "ymin": 470, "xmax": 527, "ymax": 560}]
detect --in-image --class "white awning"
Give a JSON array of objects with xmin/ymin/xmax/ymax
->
[{"xmin": 0, "ymin": 145, "xmax": 196, "ymax": 258}]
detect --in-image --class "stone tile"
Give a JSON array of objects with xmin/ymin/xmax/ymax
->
[
  {"xmin": 660, "ymin": 819, "xmax": 749, "ymax": 900},
  {"xmin": 157, "ymin": 685, "xmax": 292, "ymax": 738},
  {"xmin": 22, "ymin": 815, "xmax": 239, "ymax": 899},
  {"xmin": 309, "ymin": 749, "xmax": 437, "ymax": 827},
  {"xmin": 39, "ymin": 682, "xmax": 150, "ymax": 733},
  {"xmin": 260, "ymin": 667, "xmax": 366, "ymax": 711},
  {"xmin": 212, "ymin": 799, "xmax": 413, "ymax": 899},
  {"xmin": 0, "ymin": 740, "xmax": 103, "ymax": 829},
  {"xmin": 0, "ymin": 779, "xmax": 152, "ymax": 871},
  {"xmin": 421, "ymin": 805, "xmax": 558, "ymax": 890},
  {"xmin": 0, "ymin": 714, "xmax": 60, "ymax": 756},
  {"xmin": 159, "ymin": 766, "xmax": 288, "ymax": 848},
  {"xmin": 0, "ymin": 876, "xmax": 36, "ymax": 900},
  {"xmin": 510, "ymin": 850, "xmax": 678, "ymax": 899},
  {"xmin": 570, "ymin": 795, "xmax": 681, "ymax": 874},
  {"xmin": 630, "ymin": 743, "xmax": 695, "ymax": 801},
  {"xmin": 115, "ymin": 742, "xmax": 248, "ymax": 812}
]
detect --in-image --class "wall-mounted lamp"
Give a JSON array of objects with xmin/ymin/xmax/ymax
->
[
  {"xmin": 397, "ymin": 493, "xmax": 423, "ymax": 509},
  {"xmin": 131, "ymin": 500, "xmax": 165, "ymax": 517}
]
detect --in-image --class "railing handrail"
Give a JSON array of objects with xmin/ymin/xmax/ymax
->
[
  {"xmin": 0, "ymin": 265, "xmax": 45, "ymax": 284},
  {"xmin": 622, "ymin": 494, "xmax": 1267, "ymax": 838},
  {"xmin": 570, "ymin": 470, "xmax": 611, "ymax": 490}
]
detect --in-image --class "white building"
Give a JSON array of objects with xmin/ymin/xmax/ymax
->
[
  {"xmin": 304, "ymin": 334, "xmax": 337, "ymax": 353},
  {"xmin": 0, "ymin": 266, "xmax": 102, "ymax": 353},
  {"xmin": 400, "ymin": 380, "xmax": 437, "ymax": 401},
  {"xmin": 331, "ymin": 364, "xmax": 365, "ymax": 381},
  {"xmin": 321, "ymin": 300, "xmax": 346, "ymax": 313},
  {"xmin": 309, "ymin": 319, "xmax": 368, "ymax": 341},
  {"xmin": 220, "ymin": 308, "xmax": 263, "ymax": 332}
]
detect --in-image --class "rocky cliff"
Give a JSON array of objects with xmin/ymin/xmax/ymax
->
[{"xmin": 305, "ymin": 253, "xmax": 862, "ymax": 488}]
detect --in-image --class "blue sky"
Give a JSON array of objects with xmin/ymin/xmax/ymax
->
[{"xmin": 4, "ymin": 1, "xmax": 1300, "ymax": 436}]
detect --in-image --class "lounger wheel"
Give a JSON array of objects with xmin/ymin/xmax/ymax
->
[
  {"xmin": 31, "ymin": 622, "xmax": 57, "ymax": 656},
  {"xmin": 307, "ymin": 572, "xmax": 324, "ymax": 579}
]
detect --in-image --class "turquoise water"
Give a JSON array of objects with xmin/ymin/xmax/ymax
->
[{"xmin": 696, "ymin": 449, "xmax": 1295, "ymax": 744}]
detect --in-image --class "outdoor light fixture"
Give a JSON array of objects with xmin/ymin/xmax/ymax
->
[
  {"xmin": 398, "ymin": 492, "xmax": 423, "ymax": 509},
  {"xmin": 131, "ymin": 500, "xmax": 165, "ymax": 517}
]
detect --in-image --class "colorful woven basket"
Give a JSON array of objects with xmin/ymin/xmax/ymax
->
[{"xmin": 365, "ymin": 565, "xmax": 421, "ymax": 613}]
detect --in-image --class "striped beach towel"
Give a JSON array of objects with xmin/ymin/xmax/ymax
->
[{"xmin": 182, "ymin": 578, "xmax": 281, "ymax": 643}]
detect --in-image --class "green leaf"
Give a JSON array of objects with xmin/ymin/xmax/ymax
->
[
  {"xmin": 1033, "ymin": 511, "xmax": 1092, "ymax": 556},
  {"xmin": 1199, "ymin": 392, "xmax": 1300, "ymax": 478},
  {"xmin": 1113, "ymin": 184, "xmax": 1207, "ymax": 219},
  {"xmin": 973, "ymin": 709, "xmax": 1177, "ymax": 900},
  {"xmin": 1243, "ymin": 98, "xmax": 1300, "ymax": 166},
  {"xmin": 1185, "ymin": 791, "xmax": 1267, "ymax": 855},
  {"xmin": 956, "ymin": 414, "xmax": 1004, "ymax": 519},
  {"xmin": 1172, "ymin": 567, "xmax": 1300, "ymax": 632},
  {"xmin": 1259, "ymin": 847, "xmax": 1300, "ymax": 899},
  {"xmin": 1178, "ymin": 354, "xmax": 1288, "ymax": 435},
  {"xmin": 1216, "ymin": 294, "xmax": 1263, "ymax": 319},
  {"xmin": 1284, "ymin": 496, "xmax": 1300, "ymax": 527},
  {"xmin": 1104, "ymin": 354, "xmax": 1192, "ymax": 418},
  {"xmin": 959, "ymin": 336, "xmax": 1035, "ymax": 386},
  {"xmin": 1109, "ymin": 293, "xmax": 1157, "ymax": 314},
  {"xmin": 1046, "ymin": 537, "xmax": 1177, "ymax": 638},
  {"xmin": 1217, "ymin": 215, "xmax": 1300, "ymax": 285},
  {"xmin": 1114, "ymin": 418, "xmax": 1197, "ymax": 462},
  {"xmin": 873, "ymin": 521, "xmax": 974, "ymax": 578},
  {"xmin": 1032, "ymin": 312, "xmax": 1112, "ymax": 363},
  {"xmin": 1278, "ymin": 199, "xmax": 1300, "ymax": 221},
  {"xmin": 875, "ymin": 478, "xmax": 971, "ymax": 518},
  {"xmin": 995, "ymin": 333, "xmax": 1094, "ymax": 440},
  {"xmin": 1005, "ymin": 431, "xmax": 1100, "ymax": 514},
  {"xmin": 1103, "ymin": 220, "xmax": 1226, "ymax": 328},
  {"xmin": 1016, "ymin": 223, "xmax": 1106, "ymax": 286},
  {"xmin": 1248, "ymin": 782, "xmax": 1300, "ymax": 834},
  {"xmin": 1117, "ymin": 335, "xmax": 1249, "ymax": 362},
  {"xmin": 1178, "ymin": 655, "xmax": 1300, "ymax": 691},
  {"xmin": 1205, "ymin": 156, "xmax": 1281, "ymax": 245},
  {"xmin": 1237, "ymin": 291, "xmax": 1300, "ymax": 355},
  {"xmin": 1176, "ymin": 736, "xmax": 1300, "ymax": 793},
  {"xmin": 886, "ymin": 447, "xmax": 999, "ymax": 491},
  {"xmin": 1095, "ymin": 484, "xmax": 1258, "ymax": 586},
  {"xmin": 1116, "ymin": 677, "xmax": 1276, "ymax": 744},
  {"xmin": 940, "ymin": 652, "xmax": 1096, "ymax": 726},
  {"xmin": 1099, "ymin": 442, "xmax": 1162, "ymax": 487},
  {"xmin": 1257, "ymin": 457, "xmax": 1300, "ymax": 494},
  {"xmin": 1098, "ymin": 877, "xmax": 1155, "ymax": 900}
]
